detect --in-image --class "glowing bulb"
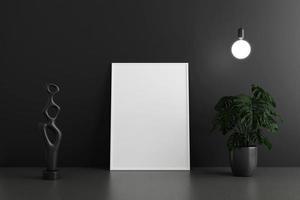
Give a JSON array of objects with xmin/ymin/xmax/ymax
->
[
  {"xmin": 231, "ymin": 28, "xmax": 251, "ymax": 59},
  {"xmin": 231, "ymin": 39, "xmax": 251, "ymax": 59}
]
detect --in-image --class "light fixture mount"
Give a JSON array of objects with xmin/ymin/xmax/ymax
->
[{"xmin": 237, "ymin": 28, "xmax": 244, "ymax": 39}]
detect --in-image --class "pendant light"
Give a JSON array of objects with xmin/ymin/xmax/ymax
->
[{"xmin": 231, "ymin": 28, "xmax": 251, "ymax": 59}]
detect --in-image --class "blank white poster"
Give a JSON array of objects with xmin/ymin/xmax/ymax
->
[{"xmin": 110, "ymin": 63, "xmax": 190, "ymax": 170}]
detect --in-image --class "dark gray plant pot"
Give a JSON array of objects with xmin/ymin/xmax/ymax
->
[{"xmin": 229, "ymin": 146, "xmax": 257, "ymax": 177}]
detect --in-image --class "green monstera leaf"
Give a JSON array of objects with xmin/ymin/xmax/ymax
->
[{"xmin": 212, "ymin": 85, "xmax": 281, "ymax": 150}]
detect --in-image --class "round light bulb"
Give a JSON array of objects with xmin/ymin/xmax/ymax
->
[{"xmin": 231, "ymin": 39, "xmax": 251, "ymax": 59}]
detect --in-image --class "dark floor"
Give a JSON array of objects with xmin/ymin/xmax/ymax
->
[{"xmin": 0, "ymin": 167, "xmax": 299, "ymax": 200}]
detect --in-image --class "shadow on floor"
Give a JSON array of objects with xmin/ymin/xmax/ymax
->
[{"xmin": 191, "ymin": 168, "xmax": 232, "ymax": 177}]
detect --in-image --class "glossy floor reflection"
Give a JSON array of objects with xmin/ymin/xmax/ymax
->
[{"xmin": 0, "ymin": 167, "xmax": 299, "ymax": 200}]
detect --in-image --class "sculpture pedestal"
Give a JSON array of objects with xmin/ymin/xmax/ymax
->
[{"xmin": 43, "ymin": 169, "xmax": 60, "ymax": 180}]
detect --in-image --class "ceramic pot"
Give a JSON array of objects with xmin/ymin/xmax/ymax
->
[{"xmin": 230, "ymin": 146, "xmax": 257, "ymax": 177}]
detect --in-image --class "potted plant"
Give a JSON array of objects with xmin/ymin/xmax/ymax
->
[{"xmin": 211, "ymin": 85, "xmax": 281, "ymax": 176}]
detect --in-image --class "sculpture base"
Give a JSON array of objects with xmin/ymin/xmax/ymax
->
[{"xmin": 43, "ymin": 170, "xmax": 60, "ymax": 180}]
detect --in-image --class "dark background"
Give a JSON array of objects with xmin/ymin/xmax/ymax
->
[{"xmin": 0, "ymin": 0, "xmax": 299, "ymax": 167}]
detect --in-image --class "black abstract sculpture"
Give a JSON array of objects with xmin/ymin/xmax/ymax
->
[{"xmin": 41, "ymin": 83, "xmax": 62, "ymax": 180}]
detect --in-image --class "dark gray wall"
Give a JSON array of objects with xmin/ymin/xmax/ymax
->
[{"xmin": 0, "ymin": 0, "xmax": 299, "ymax": 167}]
